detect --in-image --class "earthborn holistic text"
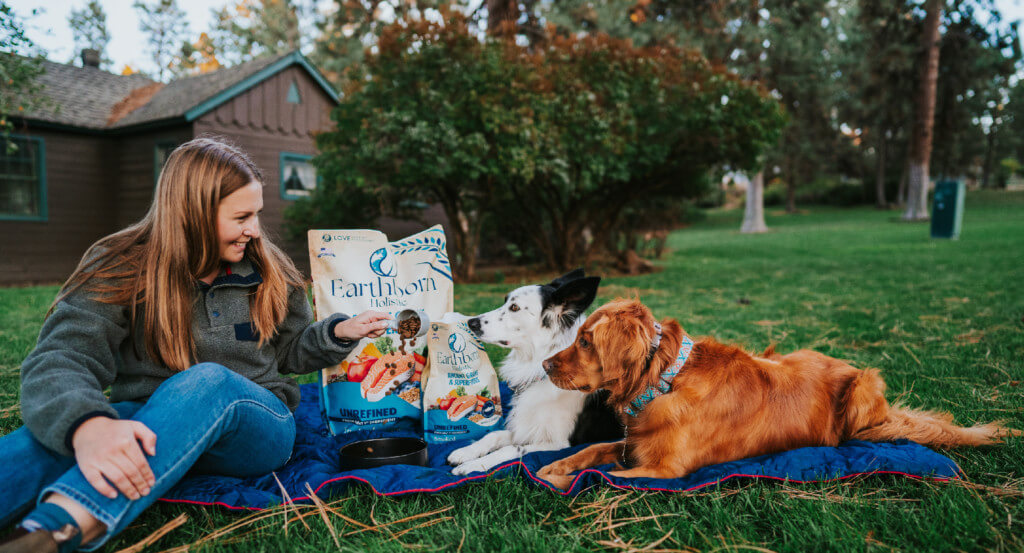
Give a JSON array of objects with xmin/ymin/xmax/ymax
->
[{"xmin": 309, "ymin": 226, "xmax": 454, "ymax": 435}]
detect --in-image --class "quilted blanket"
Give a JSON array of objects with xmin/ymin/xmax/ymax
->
[{"xmin": 160, "ymin": 384, "xmax": 961, "ymax": 510}]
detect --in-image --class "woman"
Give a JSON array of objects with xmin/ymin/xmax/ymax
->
[{"xmin": 0, "ymin": 137, "xmax": 389, "ymax": 552}]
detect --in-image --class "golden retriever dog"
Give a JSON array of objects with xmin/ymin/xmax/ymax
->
[{"xmin": 536, "ymin": 298, "xmax": 1017, "ymax": 489}]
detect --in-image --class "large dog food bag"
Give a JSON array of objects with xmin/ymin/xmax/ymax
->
[
  {"xmin": 309, "ymin": 226, "xmax": 454, "ymax": 434},
  {"xmin": 422, "ymin": 320, "xmax": 504, "ymax": 443}
]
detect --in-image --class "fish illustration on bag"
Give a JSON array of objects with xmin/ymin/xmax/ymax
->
[{"xmin": 360, "ymin": 352, "xmax": 416, "ymax": 402}]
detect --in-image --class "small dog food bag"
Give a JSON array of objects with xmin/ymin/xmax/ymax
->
[
  {"xmin": 308, "ymin": 226, "xmax": 454, "ymax": 435},
  {"xmin": 422, "ymin": 319, "xmax": 504, "ymax": 443}
]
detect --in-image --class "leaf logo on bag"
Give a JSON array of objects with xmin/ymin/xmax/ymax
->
[
  {"xmin": 448, "ymin": 333, "xmax": 466, "ymax": 353},
  {"xmin": 369, "ymin": 247, "xmax": 396, "ymax": 278}
]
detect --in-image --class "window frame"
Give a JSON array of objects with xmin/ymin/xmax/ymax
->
[
  {"xmin": 279, "ymin": 151, "xmax": 318, "ymax": 200},
  {"xmin": 153, "ymin": 140, "xmax": 179, "ymax": 187},
  {"xmin": 0, "ymin": 134, "xmax": 48, "ymax": 222}
]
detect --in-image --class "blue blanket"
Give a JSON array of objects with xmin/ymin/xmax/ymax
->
[{"xmin": 160, "ymin": 384, "xmax": 961, "ymax": 510}]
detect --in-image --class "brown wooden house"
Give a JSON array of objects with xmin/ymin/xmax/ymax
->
[{"xmin": 0, "ymin": 50, "xmax": 340, "ymax": 285}]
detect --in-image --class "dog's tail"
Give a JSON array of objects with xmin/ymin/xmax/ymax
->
[{"xmin": 852, "ymin": 405, "xmax": 1021, "ymax": 448}]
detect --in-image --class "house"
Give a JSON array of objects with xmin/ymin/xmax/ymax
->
[{"xmin": 0, "ymin": 50, "xmax": 340, "ymax": 285}]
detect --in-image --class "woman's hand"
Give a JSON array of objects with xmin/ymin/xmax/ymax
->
[
  {"xmin": 71, "ymin": 417, "xmax": 157, "ymax": 500},
  {"xmin": 334, "ymin": 311, "xmax": 392, "ymax": 342}
]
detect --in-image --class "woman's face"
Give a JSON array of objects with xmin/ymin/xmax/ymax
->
[{"xmin": 216, "ymin": 180, "xmax": 263, "ymax": 264}]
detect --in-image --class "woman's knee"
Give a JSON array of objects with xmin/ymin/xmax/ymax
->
[{"xmin": 152, "ymin": 363, "xmax": 251, "ymax": 404}]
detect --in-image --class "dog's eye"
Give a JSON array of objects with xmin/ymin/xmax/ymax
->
[
  {"xmin": 510, "ymin": 304, "xmax": 520, "ymax": 312},
  {"xmin": 579, "ymin": 336, "xmax": 589, "ymax": 348}
]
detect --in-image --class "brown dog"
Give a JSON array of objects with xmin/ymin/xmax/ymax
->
[{"xmin": 536, "ymin": 298, "xmax": 1017, "ymax": 489}]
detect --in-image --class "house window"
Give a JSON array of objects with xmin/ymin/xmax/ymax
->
[
  {"xmin": 154, "ymin": 141, "xmax": 179, "ymax": 186},
  {"xmin": 0, "ymin": 135, "xmax": 47, "ymax": 221},
  {"xmin": 280, "ymin": 152, "xmax": 317, "ymax": 199}
]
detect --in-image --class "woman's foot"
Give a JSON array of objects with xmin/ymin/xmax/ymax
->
[
  {"xmin": 0, "ymin": 500, "xmax": 85, "ymax": 553},
  {"xmin": 0, "ymin": 526, "xmax": 61, "ymax": 553}
]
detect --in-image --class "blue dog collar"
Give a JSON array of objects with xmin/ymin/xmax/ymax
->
[{"xmin": 623, "ymin": 333, "xmax": 695, "ymax": 418}]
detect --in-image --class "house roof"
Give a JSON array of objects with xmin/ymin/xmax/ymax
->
[
  {"xmin": 19, "ymin": 51, "xmax": 340, "ymax": 132},
  {"xmin": 23, "ymin": 58, "xmax": 157, "ymax": 129}
]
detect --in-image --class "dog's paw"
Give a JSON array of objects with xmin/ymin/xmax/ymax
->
[
  {"xmin": 538, "ymin": 472, "xmax": 575, "ymax": 490},
  {"xmin": 538, "ymin": 461, "xmax": 571, "ymax": 478},
  {"xmin": 446, "ymin": 445, "xmax": 480, "ymax": 466},
  {"xmin": 451, "ymin": 459, "xmax": 493, "ymax": 476}
]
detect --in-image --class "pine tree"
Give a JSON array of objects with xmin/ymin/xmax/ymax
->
[
  {"xmin": 1, "ymin": 1, "xmax": 47, "ymax": 150},
  {"xmin": 134, "ymin": 0, "xmax": 190, "ymax": 81},
  {"xmin": 68, "ymin": 0, "xmax": 111, "ymax": 68}
]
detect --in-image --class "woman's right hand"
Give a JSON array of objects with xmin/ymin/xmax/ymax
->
[{"xmin": 71, "ymin": 417, "xmax": 157, "ymax": 500}]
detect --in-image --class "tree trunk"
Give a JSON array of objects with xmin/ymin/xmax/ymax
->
[
  {"xmin": 897, "ymin": 162, "xmax": 909, "ymax": 207},
  {"xmin": 785, "ymin": 177, "xmax": 797, "ymax": 213},
  {"xmin": 486, "ymin": 0, "xmax": 518, "ymax": 36},
  {"xmin": 875, "ymin": 129, "xmax": 888, "ymax": 208},
  {"xmin": 440, "ymin": 202, "xmax": 477, "ymax": 282},
  {"xmin": 903, "ymin": 0, "xmax": 942, "ymax": 221},
  {"xmin": 982, "ymin": 127, "xmax": 995, "ymax": 188},
  {"xmin": 740, "ymin": 172, "xmax": 768, "ymax": 233}
]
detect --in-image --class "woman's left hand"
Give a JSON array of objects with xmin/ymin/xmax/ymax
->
[{"xmin": 334, "ymin": 311, "xmax": 391, "ymax": 341}]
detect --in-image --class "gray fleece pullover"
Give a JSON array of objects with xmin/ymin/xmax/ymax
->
[{"xmin": 19, "ymin": 257, "xmax": 355, "ymax": 456}]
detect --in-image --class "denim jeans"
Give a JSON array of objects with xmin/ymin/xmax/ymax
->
[{"xmin": 0, "ymin": 363, "xmax": 296, "ymax": 550}]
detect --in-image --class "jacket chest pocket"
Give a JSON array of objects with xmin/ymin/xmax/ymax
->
[{"xmin": 234, "ymin": 322, "xmax": 262, "ymax": 342}]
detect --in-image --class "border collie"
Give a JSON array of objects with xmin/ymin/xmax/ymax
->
[{"xmin": 447, "ymin": 269, "xmax": 624, "ymax": 475}]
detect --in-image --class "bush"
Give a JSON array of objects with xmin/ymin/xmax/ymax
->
[{"xmin": 304, "ymin": 8, "xmax": 785, "ymax": 277}]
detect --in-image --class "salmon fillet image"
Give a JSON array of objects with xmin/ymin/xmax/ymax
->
[{"xmin": 360, "ymin": 352, "xmax": 416, "ymax": 402}]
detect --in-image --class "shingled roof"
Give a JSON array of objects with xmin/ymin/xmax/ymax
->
[
  {"xmin": 23, "ymin": 58, "xmax": 157, "ymax": 129},
  {"xmin": 18, "ymin": 51, "xmax": 339, "ymax": 132}
]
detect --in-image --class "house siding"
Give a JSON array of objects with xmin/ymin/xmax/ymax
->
[
  {"xmin": 1, "ymin": 59, "xmax": 452, "ymax": 285},
  {"xmin": 112, "ymin": 126, "xmax": 193, "ymax": 228},
  {"xmin": 0, "ymin": 129, "xmax": 117, "ymax": 285},
  {"xmin": 194, "ymin": 65, "xmax": 335, "ymax": 277}
]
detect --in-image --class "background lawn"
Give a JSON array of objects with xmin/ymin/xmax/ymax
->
[{"xmin": 1, "ymin": 191, "xmax": 1021, "ymax": 552}]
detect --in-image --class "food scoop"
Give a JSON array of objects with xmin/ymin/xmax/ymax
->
[{"xmin": 386, "ymin": 309, "xmax": 430, "ymax": 338}]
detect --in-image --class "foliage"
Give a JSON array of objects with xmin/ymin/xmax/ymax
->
[
  {"xmin": 545, "ymin": 0, "xmax": 1022, "ymax": 208},
  {"xmin": 309, "ymin": 0, "xmax": 448, "ymax": 87},
  {"xmin": 314, "ymin": 9, "xmax": 513, "ymax": 279},
  {"xmin": 931, "ymin": 0, "xmax": 1019, "ymax": 183},
  {"xmin": 170, "ymin": 32, "xmax": 222, "ymax": 75},
  {"xmin": 134, "ymin": 0, "xmax": 190, "ymax": 81},
  {"xmin": 67, "ymin": 0, "xmax": 111, "ymax": 69},
  {"xmin": 307, "ymin": 9, "xmax": 784, "ymax": 276},
  {"xmin": 0, "ymin": 1, "xmax": 47, "ymax": 152},
  {"xmin": 281, "ymin": 175, "xmax": 381, "ymax": 241},
  {"xmin": 210, "ymin": 0, "xmax": 304, "ymax": 65}
]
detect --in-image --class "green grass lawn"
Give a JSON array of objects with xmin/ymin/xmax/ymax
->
[{"xmin": 1, "ymin": 191, "xmax": 1022, "ymax": 552}]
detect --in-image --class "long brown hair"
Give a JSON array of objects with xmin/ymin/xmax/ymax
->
[{"xmin": 51, "ymin": 136, "xmax": 304, "ymax": 371}]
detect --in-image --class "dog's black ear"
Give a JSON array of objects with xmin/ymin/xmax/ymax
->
[
  {"xmin": 548, "ymin": 276, "xmax": 601, "ymax": 315},
  {"xmin": 547, "ymin": 268, "xmax": 586, "ymax": 289}
]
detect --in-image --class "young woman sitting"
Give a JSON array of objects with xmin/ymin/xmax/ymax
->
[{"xmin": 0, "ymin": 137, "xmax": 390, "ymax": 552}]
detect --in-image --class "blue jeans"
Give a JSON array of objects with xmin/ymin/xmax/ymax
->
[{"xmin": 0, "ymin": 363, "xmax": 296, "ymax": 550}]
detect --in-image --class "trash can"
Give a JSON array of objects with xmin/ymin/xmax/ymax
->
[{"xmin": 931, "ymin": 180, "xmax": 965, "ymax": 239}]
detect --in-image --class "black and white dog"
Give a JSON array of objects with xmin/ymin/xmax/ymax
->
[{"xmin": 447, "ymin": 269, "xmax": 624, "ymax": 475}]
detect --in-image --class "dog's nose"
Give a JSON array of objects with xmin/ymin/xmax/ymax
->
[
  {"xmin": 542, "ymin": 359, "xmax": 555, "ymax": 373},
  {"xmin": 467, "ymin": 317, "xmax": 482, "ymax": 335}
]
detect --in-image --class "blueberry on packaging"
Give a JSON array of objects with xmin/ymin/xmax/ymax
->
[
  {"xmin": 308, "ymin": 226, "xmax": 454, "ymax": 435},
  {"xmin": 422, "ymin": 319, "xmax": 504, "ymax": 443}
]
